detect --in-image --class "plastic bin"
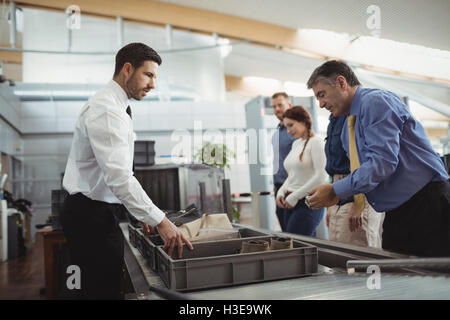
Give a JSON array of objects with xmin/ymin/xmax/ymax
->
[
  {"xmin": 156, "ymin": 237, "xmax": 318, "ymax": 291},
  {"xmin": 141, "ymin": 235, "xmax": 165, "ymax": 271},
  {"xmin": 140, "ymin": 227, "xmax": 272, "ymax": 272},
  {"xmin": 128, "ymin": 224, "xmax": 142, "ymax": 248},
  {"xmin": 135, "ymin": 231, "xmax": 146, "ymax": 257}
]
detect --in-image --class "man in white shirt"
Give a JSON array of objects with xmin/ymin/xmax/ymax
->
[{"xmin": 61, "ymin": 43, "xmax": 192, "ymax": 299}]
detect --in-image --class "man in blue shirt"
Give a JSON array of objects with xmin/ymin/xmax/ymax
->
[
  {"xmin": 306, "ymin": 60, "xmax": 450, "ymax": 257},
  {"xmin": 325, "ymin": 114, "xmax": 384, "ymax": 248},
  {"xmin": 271, "ymin": 92, "xmax": 295, "ymax": 231}
]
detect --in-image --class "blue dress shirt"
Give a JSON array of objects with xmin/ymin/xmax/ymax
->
[
  {"xmin": 272, "ymin": 123, "xmax": 295, "ymax": 185},
  {"xmin": 333, "ymin": 86, "xmax": 449, "ymax": 212}
]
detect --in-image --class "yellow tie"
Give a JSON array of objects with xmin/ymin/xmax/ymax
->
[{"xmin": 348, "ymin": 115, "xmax": 365, "ymax": 216}]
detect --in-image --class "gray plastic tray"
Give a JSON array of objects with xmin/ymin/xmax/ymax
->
[
  {"xmin": 128, "ymin": 224, "xmax": 141, "ymax": 248},
  {"xmin": 135, "ymin": 226, "xmax": 271, "ymax": 272},
  {"xmin": 156, "ymin": 237, "xmax": 319, "ymax": 291}
]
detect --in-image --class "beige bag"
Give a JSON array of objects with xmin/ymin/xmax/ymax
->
[
  {"xmin": 240, "ymin": 240, "xmax": 270, "ymax": 253},
  {"xmin": 178, "ymin": 217, "xmax": 203, "ymax": 239},
  {"xmin": 269, "ymin": 237, "xmax": 293, "ymax": 250},
  {"xmin": 178, "ymin": 213, "xmax": 237, "ymax": 242}
]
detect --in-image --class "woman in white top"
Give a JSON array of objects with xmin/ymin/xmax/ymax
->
[{"xmin": 276, "ymin": 106, "xmax": 328, "ymax": 236}]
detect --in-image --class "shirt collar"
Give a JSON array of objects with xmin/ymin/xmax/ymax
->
[
  {"xmin": 349, "ymin": 86, "xmax": 362, "ymax": 116},
  {"xmin": 108, "ymin": 79, "xmax": 129, "ymax": 109}
]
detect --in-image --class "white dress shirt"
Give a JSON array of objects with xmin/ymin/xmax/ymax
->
[
  {"xmin": 63, "ymin": 79, "xmax": 165, "ymax": 226},
  {"xmin": 276, "ymin": 135, "xmax": 328, "ymax": 207}
]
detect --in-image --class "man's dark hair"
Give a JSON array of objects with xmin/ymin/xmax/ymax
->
[
  {"xmin": 114, "ymin": 42, "xmax": 162, "ymax": 76},
  {"xmin": 307, "ymin": 60, "xmax": 360, "ymax": 89}
]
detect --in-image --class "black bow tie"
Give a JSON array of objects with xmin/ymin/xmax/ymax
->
[{"xmin": 126, "ymin": 106, "xmax": 132, "ymax": 119}]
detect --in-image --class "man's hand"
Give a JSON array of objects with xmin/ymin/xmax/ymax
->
[
  {"xmin": 157, "ymin": 217, "xmax": 193, "ymax": 258},
  {"xmin": 141, "ymin": 222, "xmax": 156, "ymax": 236},
  {"xmin": 348, "ymin": 202, "xmax": 362, "ymax": 232},
  {"xmin": 306, "ymin": 184, "xmax": 339, "ymax": 209}
]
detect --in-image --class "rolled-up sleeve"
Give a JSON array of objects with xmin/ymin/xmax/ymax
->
[{"xmin": 85, "ymin": 109, "xmax": 165, "ymax": 226}]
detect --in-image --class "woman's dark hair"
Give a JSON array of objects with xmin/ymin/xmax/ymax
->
[
  {"xmin": 283, "ymin": 106, "xmax": 314, "ymax": 161},
  {"xmin": 307, "ymin": 60, "xmax": 360, "ymax": 89},
  {"xmin": 114, "ymin": 42, "xmax": 162, "ymax": 76}
]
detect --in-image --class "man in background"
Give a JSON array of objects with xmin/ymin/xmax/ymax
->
[{"xmin": 271, "ymin": 92, "xmax": 294, "ymax": 231}]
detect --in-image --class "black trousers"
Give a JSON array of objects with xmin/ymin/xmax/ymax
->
[
  {"xmin": 60, "ymin": 193, "xmax": 125, "ymax": 300},
  {"xmin": 382, "ymin": 179, "xmax": 450, "ymax": 257},
  {"xmin": 274, "ymin": 183, "xmax": 286, "ymax": 232}
]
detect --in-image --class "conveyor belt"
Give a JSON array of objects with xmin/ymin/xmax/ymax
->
[
  {"xmin": 187, "ymin": 273, "xmax": 450, "ymax": 300},
  {"xmin": 121, "ymin": 223, "xmax": 450, "ymax": 300}
]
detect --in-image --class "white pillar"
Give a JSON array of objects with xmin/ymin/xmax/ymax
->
[
  {"xmin": 9, "ymin": 2, "xmax": 17, "ymax": 49},
  {"xmin": 1, "ymin": 200, "xmax": 8, "ymax": 262}
]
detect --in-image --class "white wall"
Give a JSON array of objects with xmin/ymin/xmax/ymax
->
[
  {"xmin": 0, "ymin": 83, "xmax": 21, "ymax": 132},
  {"xmin": 22, "ymin": 8, "xmax": 226, "ymax": 101},
  {"xmin": 0, "ymin": 118, "xmax": 21, "ymax": 156},
  {"xmin": 0, "ymin": 83, "xmax": 23, "ymax": 218},
  {"xmin": 18, "ymin": 98, "xmax": 254, "ymax": 223},
  {"xmin": 11, "ymin": 7, "xmax": 255, "ymax": 223},
  {"xmin": 0, "ymin": 83, "xmax": 22, "ymax": 156}
]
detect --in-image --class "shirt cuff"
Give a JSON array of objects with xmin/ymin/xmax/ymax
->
[
  {"xmin": 332, "ymin": 176, "xmax": 354, "ymax": 200},
  {"xmin": 285, "ymin": 193, "xmax": 299, "ymax": 207},
  {"xmin": 141, "ymin": 207, "xmax": 166, "ymax": 227}
]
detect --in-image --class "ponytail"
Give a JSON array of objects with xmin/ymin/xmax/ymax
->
[{"xmin": 299, "ymin": 129, "xmax": 314, "ymax": 161}]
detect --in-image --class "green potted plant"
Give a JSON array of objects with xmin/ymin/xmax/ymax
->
[
  {"xmin": 194, "ymin": 142, "xmax": 240, "ymax": 222},
  {"xmin": 194, "ymin": 141, "xmax": 236, "ymax": 169}
]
